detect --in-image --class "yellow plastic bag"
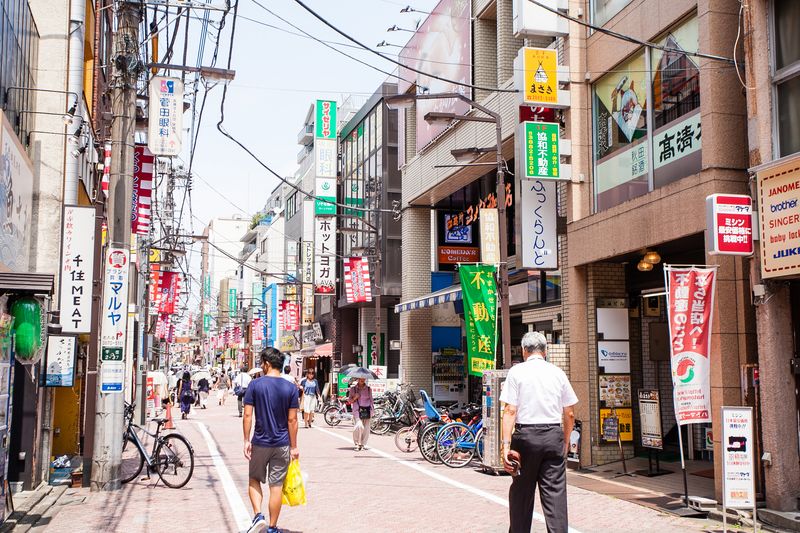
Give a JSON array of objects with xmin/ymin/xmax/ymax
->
[{"xmin": 281, "ymin": 459, "xmax": 306, "ymax": 506}]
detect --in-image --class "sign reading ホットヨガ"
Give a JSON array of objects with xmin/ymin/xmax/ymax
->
[
  {"xmin": 147, "ymin": 76, "xmax": 183, "ymax": 156},
  {"xmin": 705, "ymin": 194, "xmax": 753, "ymax": 256},
  {"xmin": 100, "ymin": 247, "xmax": 129, "ymax": 394},
  {"xmin": 314, "ymin": 216, "xmax": 336, "ymax": 295},
  {"xmin": 757, "ymin": 155, "xmax": 800, "ymax": 278},
  {"xmin": 721, "ymin": 406, "xmax": 756, "ymax": 509},
  {"xmin": 60, "ymin": 206, "xmax": 95, "ymax": 333},
  {"xmin": 666, "ymin": 266, "xmax": 717, "ymax": 425},
  {"xmin": 518, "ymin": 121, "xmax": 561, "ymax": 180}
]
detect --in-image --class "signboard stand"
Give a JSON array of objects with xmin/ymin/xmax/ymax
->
[
  {"xmin": 646, "ymin": 449, "xmax": 670, "ymax": 477},
  {"xmin": 721, "ymin": 406, "xmax": 758, "ymax": 533},
  {"xmin": 611, "ymin": 408, "xmax": 633, "ymax": 478}
]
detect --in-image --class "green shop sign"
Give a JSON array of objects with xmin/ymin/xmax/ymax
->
[
  {"xmin": 315, "ymin": 100, "xmax": 338, "ymax": 139},
  {"xmin": 520, "ymin": 121, "xmax": 561, "ymax": 180},
  {"xmin": 459, "ymin": 264, "xmax": 498, "ymax": 376}
]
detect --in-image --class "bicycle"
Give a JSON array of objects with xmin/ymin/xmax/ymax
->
[
  {"xmin": 120, "ymin": 402, "xmax": 195, "ymax": 488},
  {"xmin": 323, "ymin": 397, "xmax": 353, "ymax": 426},
  {"xmin": 394, "ymin": 408, "xmax": 429, "ymax": 453},
  {"xmin": 371, "ymin": 386, "xmax": 418, "ymax": 435},
  {"xmin": 434, "ymin": 415, "xmax": 484, "ymax": 468}
]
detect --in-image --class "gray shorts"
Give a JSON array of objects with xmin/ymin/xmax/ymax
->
[{"xmin": 249, "ymin": 444, "xmax": 290, "ymax": 486}]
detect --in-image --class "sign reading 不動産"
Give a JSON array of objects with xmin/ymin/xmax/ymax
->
[
  {"xmin": 459, "ymin": 265, "xmax": 498, "ymax": 376},
  {"xmin": 517, "ymin": 121, "xmax": 561, "ymax": 180}
]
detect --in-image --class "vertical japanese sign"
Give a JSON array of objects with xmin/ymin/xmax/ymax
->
[
  {"xmin": 147, "ymin": 76, "xmax": 183, "ymax": 156},
  {"xmin": 519, "ymin": 179, "xmax": 558, "ymax": 269},
  {"xmin": 638, "ymin": 390, "xmax": 663, "ymax": 449},
  {"xmin": 665, "ymin": 266, "xmax": 717, "ymax": 425},
  {"xmin": 100, "ymin": 247, "xmax": 130, "ymax": 393},
  {"xmin": 315, "ymin": 99, "xmax": 338, "ymax": 215},
  {"xmin": 459, "ymin": 265, "xmax": 498, "ymax": 376},
  {"xmin": 518, "ymin": 121, "xmax": 561, "ymax": 180},
  {"xmin": 479, "ymin": 209, "xmax": 500, "ymax": 264},
  {"xmin": 314, "ymin": 216, "xmax": 336, "ymax": 294},
  {"xmin": 285, "ymin": 302, "xmax": 300, "ymax": 332},
  {"xmin": 60, "ymin": 206, "xmax": 95, "ymax": 333},
  {"xmin": 203, "ymin": 274, "xmax": 211, "ymax": 299},
  {"xmin": 519, "ymin": 47, "xmax": 559, "ymax": 105},
  {"xmin": 228, "ymin": 288, "xmax": 237, "ymax": 317},
  {"xmin": 44, "ymin": 335, "xmax": 77, "ymax": 387},
  {"xmin": 343, "ymin": 257, "xmax": 373, "ymax": 304},
  {"xmin": 722, "ymin": 406, "xmax": 756, "ymax": 509},
  {"xmin": 131, "ymin": 144, "xmax": 154, "ymax": 235},
  {"xmin": 301, "ymin": 241, "xmax": 315, "ymax": 325},
  {"xmin": 705, "ymin": 194, "xmax": 753, "ymax": 256},
  {"xmin": 203, "ymin": 313, "xmax": 211, "ymax": 332}
]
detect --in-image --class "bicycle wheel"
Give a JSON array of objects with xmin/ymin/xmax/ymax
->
[
  {"xmin": 436, "ymin": 422, "xmax": 476, "ymax": 468},
  {"xmin": 155, "ymin": 434, "xmax": 195, "ymax": 488},
  {"xmin": 475, "ymin": 428, "xmax": 485, "ymax": 463},
  {"xmin": 120, "ymin": 436, "xmax": 144, "ymax": 484},
  {"xmin": 323, "ymin": 406, "xmax": 341, "ymax": 427},
  {"xmin": 419, "ymin": 422, "xmax": 443, "ymax": 464},
  {"xmin": 370, "ymin": 408, "xmax": 391, "ymax": 435},
  {"xmin": 394, "ymin": 426, "xmax": 419, "ymax": 453}
]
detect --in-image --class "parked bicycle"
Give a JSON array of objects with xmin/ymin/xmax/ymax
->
[
  {"xmin": 371, "ymin": 385, "xmax": 419, "ymax": 435},
  {"xmin": 434, "ymin": 412, "xmax": 484, "ymax": 468},
  {"xmin": 323, "ymin": 397, "xmax": 354, "ymax": 427},
  {"xmin": 120, "ymin": 402, "xmax": 195, "ymax": 488}
]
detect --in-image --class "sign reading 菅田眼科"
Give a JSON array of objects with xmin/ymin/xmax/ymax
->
[{"xmin": 147, "ymin": 77, "xmax": 183, "ymax": 156}]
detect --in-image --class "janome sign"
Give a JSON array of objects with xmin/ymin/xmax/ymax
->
[{"xmin": 757, "ymin": 154, "xmax": 800, "ymax": 278}]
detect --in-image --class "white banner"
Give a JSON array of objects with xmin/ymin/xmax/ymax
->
[
  {"xmin": 479, "ymin": 208, "xmax": 500, "ymax": 264},
  {"xmin": 147, "ymin": 76, "xmax": 183, "ymax": 156},
  {"xmin": 722, "ymin": 406, "xmax": 756, "ymax": 509},
  {"xmin": 519, "ymin": 179, "xmax": 558, "ymax": 269},
  {"xmin": 60, "ymin": 206, "xmax": 95, "ymax": 333},
  {"xmin": 314, "ymin": 216, "xmax": 337, "ymax": 294},
  {"xmin": 315, "ymin": 138, "xmax": 337, "ymax": 178}
]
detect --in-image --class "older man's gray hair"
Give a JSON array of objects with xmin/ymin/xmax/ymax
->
[{"xmin": 521, "ymin": 331, "xmax": 548, "ymax": 355}]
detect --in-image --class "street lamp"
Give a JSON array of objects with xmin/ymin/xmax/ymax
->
[{"xmin": 385, "ymin": 92, "xmax": 513, "ymax": 369}]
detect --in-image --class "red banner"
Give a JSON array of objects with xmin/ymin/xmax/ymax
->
[
  {"xmin": 132, "ymin": 144, "xmax": 155, "ymax": 235},
  {"xmin": 157, "ymin": 270, "xmax": 180, "ymax": 314},
  {"xmin": 343, "ymin": 257, "xmax": 373, "ymax": 304},
  {"xmin": 666, "ymin": 266, "xmax": 717, "ymax": 425},
  {"xmin": 285, "ymin": 302, "xmax": 299, "ymax": 332}
]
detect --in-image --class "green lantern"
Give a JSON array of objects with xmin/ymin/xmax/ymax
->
[{"xmin": 10, "ymin": 297, "xmax": 43, "ymax": 362}]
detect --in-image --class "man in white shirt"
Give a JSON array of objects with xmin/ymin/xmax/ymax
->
[
  {"xmin": 233, "ymin": 367, "xmax": 253, "ymax": 418},
  {"xmin": 500, "ymin": 331, "xmax": 578, "ymax": 533}
]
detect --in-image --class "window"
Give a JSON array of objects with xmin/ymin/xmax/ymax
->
[
  {"xmin": 772, "ymin": 0, "xmax": 800, "ymax": 156},
  {"xmin": 593, "ymin": 16, "xmax": 700, "ymax": 211},
  {"xmin": 592, "ymin": 0, "xmax": 633, "ymax": 26},
  {"xmin": 286, "ymin": 192, "xmax": 299, "ymax": 219}
]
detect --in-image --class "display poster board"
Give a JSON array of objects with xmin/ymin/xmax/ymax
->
[
  {"xmin": 44, "ymin": 335, "xmax": 77, "ymax": 387},
  {"xmin": 638, "ymin": 389, "xmax": 663, "ymax": 449},
  {"xmin": 600, "ymin": 408, "xmax": 633, "ymax": 442},
  {"xmin": 599, "ymin": 374, "xmax": 632, "ymax": 407},
  {"xmin": 722, "ymin": 406, "xmax": 756, "ymax": 509}
]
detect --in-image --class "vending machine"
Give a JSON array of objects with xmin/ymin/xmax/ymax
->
[
  {"xmin": 481, "ymin": 369, "xmax": 508, "ymax": 473},
  {"xmin": 431, "ymin": 349, "xmax": 467, "ymax": 405}
]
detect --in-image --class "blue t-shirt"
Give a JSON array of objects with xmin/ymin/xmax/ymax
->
[
  {"xmin": 243, "ymin": 376, "xmax": 299, "ymax": 448},
  {"xmin": 300, "ymin": 378, "xmax": 318, "ymax": 396}
]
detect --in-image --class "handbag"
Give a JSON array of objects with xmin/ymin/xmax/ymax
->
[{"xmin": 358, "ymin": 405, "xmax": 371, "ymax": 419}]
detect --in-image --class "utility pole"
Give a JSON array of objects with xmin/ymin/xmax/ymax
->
[
  {"xmin": 92, "ymin": 1, "xmax": 141, "ymax": 491},
  {"xmin": 373, "ymin": 178, "xmax": 382, "ymax": 368}
]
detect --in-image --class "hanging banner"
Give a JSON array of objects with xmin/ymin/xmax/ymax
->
[
  {"xmin": 665, "ymin": 266, "xmax": 717, "ymax": 425},
  {"xmin": 459, "ymin": 264, "xmax": 498, "ymax": 376},
  {"xmin": 148, "ymin": 265, "xmax": 162, "ymax": 313},
  {"xmin": 132, "ymin": 144, "xmax": 155, "ymax": 235},
  {"xmin": 147, "ymin": 76, "xmax": 183, "ymax": 156},
  {"xmin": 101, "ymin": 142, "xmax": 111, "ymax": 197},
  {"xmin": 285, "ymin": 302, "xmax": 300, "ymax": 332},
  {"xmin": 100, "ymin": 247, "xmax": 130, "ymax": 393},
  {"xmin": 314, "ymin": 216, "xmax": 336, "ymax": 294},
  {"xmin": 721, "ymin": 406, "xmax": 756, "ymax": 509},
  {"xmin": 479, "ymin": 208, "xmax": 500, "ymax": 264},
  {"xmin": 343, "ymin": 257, "xmax": 373, "ymax": 304},
  {"xmin": 519, "ymin": 179, "xmax": 558, "ymax": 269},
  {"xmin": 157, "ymin": 270, "xmax": 180, "ymax": 314},
  {"xmin": 60, "ymin": 206, "xmax": 95, "ymax": 333}
]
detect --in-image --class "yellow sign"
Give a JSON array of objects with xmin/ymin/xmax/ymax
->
[
  {"xmin": 149, "ymin": 248, "xmax": 161, "ymax": 263},
  {"xmin": 600, "ymin": 408, "xmax": 633, "ymax": 442},
  {"xmin": 523, "ymin": 47, "xmax": 558, "ymax": 105}
]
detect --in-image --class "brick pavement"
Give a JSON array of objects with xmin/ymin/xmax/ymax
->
[{"xmin": 39, "ymin": 397, "xmax": 727, "ymax": 533}]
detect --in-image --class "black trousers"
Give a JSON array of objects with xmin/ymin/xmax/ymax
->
[{"xmin": 509, "ymin": 424, "xmax": 568, "ymax": 533}]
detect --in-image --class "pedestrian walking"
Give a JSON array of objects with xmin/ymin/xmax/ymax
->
[
  {"xmin": 177, "ymin": 371, "xmax": 194, "ymax": 420},
  {"xmin": 299, "ymin": 370, "xmax": 320, "ymax": 428},
  {"xmin": 280, "ymin": 365, "xmax": 296, "ymax": 385},
  {"xmin": 198, "ymin": 376, "xmax": 210, "ymax": 409},
  {"xmin": 348, "ymin": 377, "xmax": 373, "ymax": 451},
  {"xmin": 234, "ymin": 366, "xmax": 253, "ymax": 417},
  {"xmin": 243, "ymin": 348, "xmax": 300, "ymax": 533},
  {"xmin": 500, "ymin": 331, "xmax": 578, "ymax": 533},
  {"xmin": 218, "ymin": 370, "xmax": 231, "ymax": 406}
]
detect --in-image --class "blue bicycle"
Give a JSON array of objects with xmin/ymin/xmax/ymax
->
[{"xmin": 434, "ymin": 413, "xmax": 484, "ymax": 468}]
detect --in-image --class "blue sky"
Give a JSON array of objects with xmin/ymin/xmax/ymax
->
[{"xmin": 186, "ymin": 0, "xmax": 439, "ymax": 228}]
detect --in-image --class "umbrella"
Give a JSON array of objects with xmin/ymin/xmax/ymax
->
[
  {"xmin": 248, "ymin": 367, "xmax": 263, "ymax": 376},
  {"xmin": 338, "ymin": 364, "xmax": 357, "ymax": 374},
  {"xmin": 191, "ymin": 370, "xmax": 211, "ymax": 382},
  {"xmin": 345, "ymin": 367, "xmax": 378, "ymax": 380}
]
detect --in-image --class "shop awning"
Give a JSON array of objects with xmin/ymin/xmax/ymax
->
[
  {"xmin": 0, "ymin": 272, "xmax": 54, "ymax": 294},
  {"xmin": 394, "ymin": 285, "xmax": 462, "ymax": 313},
  {"xmin": 301, "ymin": 342, "xmax": 332, "ymax": 358}
]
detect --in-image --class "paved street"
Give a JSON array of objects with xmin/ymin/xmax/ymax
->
[{"xmin": 36, "ymin": 397, "xmax": 727, "ymax": 533}]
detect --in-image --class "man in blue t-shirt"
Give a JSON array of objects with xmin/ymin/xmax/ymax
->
[{"xmin": 243, "ymin": 348, "xmax": 299, "ymax": 533}]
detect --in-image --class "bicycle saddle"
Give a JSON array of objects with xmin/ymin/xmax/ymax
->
[{"xmin": 151, "ymin": 418, "xmax": 168, "ymax": 425}]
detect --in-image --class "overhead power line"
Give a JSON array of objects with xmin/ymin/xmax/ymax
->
[{"xmin": 289, "ymin": 0, "xmax": 518, "ymax": 93}]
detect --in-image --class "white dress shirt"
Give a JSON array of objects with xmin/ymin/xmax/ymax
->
[{"xmin": 499, "ymin": 356, "xmax": 578, "ymax": 424}]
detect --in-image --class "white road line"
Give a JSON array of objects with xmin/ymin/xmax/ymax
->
[
  {"xmin": 195, "ymin": 422, "xmax": 252, "ymax": 532},
  {"xmin": 314, "ymin": 426, "xmax": 582, "ymax": 533}
]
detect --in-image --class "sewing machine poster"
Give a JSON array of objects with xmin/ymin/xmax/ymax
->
[{"xmin": 721, "ymin": 406, "xmax": 755, "ymax": 509}]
